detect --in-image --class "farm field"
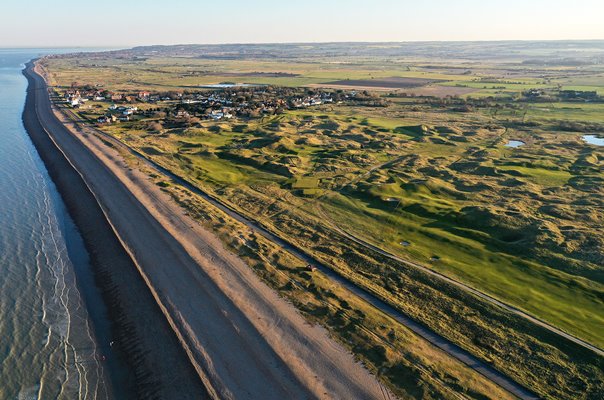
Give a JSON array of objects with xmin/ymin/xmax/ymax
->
[{"xmin": 43, "ymin": 42, "xmax": 604, "ymax": 399}]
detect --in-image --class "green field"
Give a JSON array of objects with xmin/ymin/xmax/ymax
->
[{"xmin": 101, "ymin": 110, "xmax": 603, "ymax": 345}]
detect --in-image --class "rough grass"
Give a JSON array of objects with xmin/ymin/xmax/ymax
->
[
  {"xmin": 149, "ymin": 173, "xmax": 517, "ymax": 400},
  {"xmin": 103, "ymin": 107, "xmax": 603, "ymax": 349},
  {"xmin": 47, "ymin": 51, "xmax": 604, "ymax": 399}
]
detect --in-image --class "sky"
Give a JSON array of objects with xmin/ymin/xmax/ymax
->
[{"xmin": 1, "ymin": 0, "xmax": 603, "ymax": 48}]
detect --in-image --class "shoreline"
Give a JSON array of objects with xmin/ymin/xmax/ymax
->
[
  {"xmin": 24, "ymin": 55, "xmax": 391, "ymax": 398},
  {"xmin": 22, "ymin": 60, "xmax": 209, "ymax": 399}
]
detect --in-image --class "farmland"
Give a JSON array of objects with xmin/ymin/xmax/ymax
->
[{"xmin": 42, "ymin": 42, "xmax": 604, "ymax": 399}]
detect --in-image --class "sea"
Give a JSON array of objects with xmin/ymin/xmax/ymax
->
[{"xmin": 0, "ymin": 48, "xmax": 122, "ymax": 399}]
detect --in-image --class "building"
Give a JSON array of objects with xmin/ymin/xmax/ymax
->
[
  {"xmin": 97, "ymin": 114, "xmax": 117, "ymax": 124},
  {"xmin": 137, "ymin": 91, "xmax": 150, "ymax": 101},
  {"xmin": 120, "ymin": 106, "xmax": 138, "ymax": 116},
  {"xmin": 175, "ymin": 109, "xmax": 190, "ymax": 118}
]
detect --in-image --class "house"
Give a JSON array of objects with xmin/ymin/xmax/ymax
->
[
  {"xmin": 97, "ymin": 114, "xmax": 117, "ymax": 124},
  {"xmin": 92, "ymin": 90, "xmax": 106, "ymax": 101},
  {"xmin": 64, "ymin": 90, "xmax": 82, "ymax": 107},
  {"xmin": 175, "ymin": 109, "xmax": 190, "ymax": 118},
  {"xmin": 209, "ymin": 110, "xmax": 224, "ymax": 120},
  {"xmin": 111, "ymin": 94, "xmax": 123, "ymax": 102},
  {"xmin": 64, "ymin": 90, "xmax": 80, "ymax": 99},
  {"xmin": 525, "ymin": 89, "xmax": 542, "ymax": 98},
  {"xmin": 122, "ymin": 106, "xmax": 138, "ymax": 115},
  {"xmin": 137, "ymin": 91, "xmax": 150, "ymax": 101},
  {"xmin": 118, "ymin": 115, "xmax": 130, "ymax": 122}
]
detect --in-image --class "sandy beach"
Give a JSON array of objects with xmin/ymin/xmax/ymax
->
[
  {"xmin": 22, "ymin": 62, "xmax": 209, "ymax": 399},
  {"xmin": 23, "ymin": 60, "xmax": 387, "ymax": 399}
]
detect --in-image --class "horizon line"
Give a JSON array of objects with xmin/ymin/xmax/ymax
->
[{"xmin": 3, "ymin": 38, "xmax": 604, "ymax": 50}]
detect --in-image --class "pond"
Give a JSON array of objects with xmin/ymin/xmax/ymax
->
[
  {"xmin": 582, "ymin": 135, "xmax": 604, "ymax": 146},
  {"xmin": 504, "ymin": 140, "xmax": 525, "ymax": 148}
]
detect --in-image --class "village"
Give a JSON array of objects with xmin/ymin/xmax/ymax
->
[{"xmin": 61, "ymin": 84, "xmax": 361, "ymax": 127}]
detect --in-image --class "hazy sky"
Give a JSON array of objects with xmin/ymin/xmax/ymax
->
[{"xmin": 2, "ymin": 0, "xmax": 603, "ymax": 48}]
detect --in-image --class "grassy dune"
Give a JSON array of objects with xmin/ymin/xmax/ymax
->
[
  {"xmin": 92, "ymin": 109, "xmax": 603, "ymax": 397},
  {"xmin": 44, "ymin": 45, "xmax": 604, "ymax": 399}
]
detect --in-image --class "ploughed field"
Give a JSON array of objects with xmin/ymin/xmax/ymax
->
[
  {"xmin": 326, "ymin": 77, "xmax": 447, "ymax": 89},
  {"xmin": 42, "ymin": 42, "xmax": 604, "ymax": 399}
]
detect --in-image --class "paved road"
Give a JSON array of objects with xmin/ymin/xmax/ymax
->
[
  {"xmin": 325, "ymin": 218, "xmax": 604, "ymax": 358},
  {"xmin": 69, "ymin": 110, "xmax": 544, "ymax": 399}
]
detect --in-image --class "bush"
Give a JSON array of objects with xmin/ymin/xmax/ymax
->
[{"xmin": 146, "ymin": 121, "xmax": 163, "ymax": 132}]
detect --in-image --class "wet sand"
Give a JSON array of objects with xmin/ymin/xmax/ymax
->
[{"xmin": 23, "ymin": 61, "xmax": 209, "ymax": 399}]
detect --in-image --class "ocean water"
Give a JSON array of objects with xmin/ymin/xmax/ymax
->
[{"xmin": 0, "ymin": 49, "xmax": 116, "ymax": 399}]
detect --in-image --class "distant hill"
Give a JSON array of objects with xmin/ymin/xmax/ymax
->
[{"xmin": 58, "ymin": 41, "xmax": 604, "ymax": 65}]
